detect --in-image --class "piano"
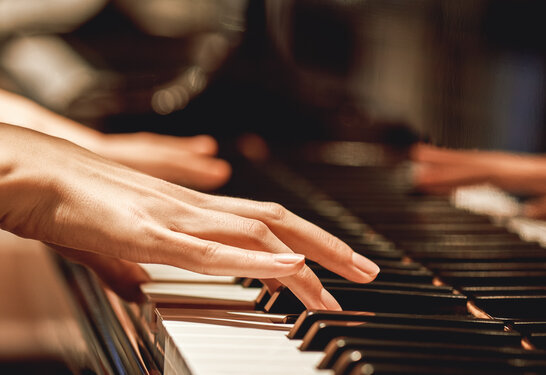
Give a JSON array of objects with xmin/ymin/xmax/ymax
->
[
  {"xmin": 2, "ymin": 0, "xmax": 546, "ymax": 374},
  {"xmin": 4, "ymin": 142, "xmax": 545, "ymax": 374},
  {"xmin": 130, "ymin": 149, "xmax": 546, "ymax": 375}
]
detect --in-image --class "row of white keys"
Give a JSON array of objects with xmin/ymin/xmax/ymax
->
[
  {"xmin": 140, "ymin": 264, "xmax": 238, "ymax": 284},
  {"xmin": 452, "ymin": 185, "xmax": 546, "ymax": 245},
  {"xmin": 139, "ymin": 264, "xmax": 330, "ymax": 375},
  {"xmin": 162, "ymin": 318, "xmax": 330, "ymax": 375},
  {"xmin": 139, "ymin": 264, "xmax": 263, "ymax": 315}
]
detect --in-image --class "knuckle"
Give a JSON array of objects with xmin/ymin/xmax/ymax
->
[
  {"xmin": 317, "ymin": 231, "xmax": 345, "ymax": 260},
  {"xmin": 240, "ymin": 250, "xmax": 258, "ymax": 266},
  {"xmin": 261, "ymin": 201, "xmax": 287, "ymax": 222},
  {"xmin": 192, "ymin": 242, "xmax": 219, "ymax": 274},
  {"xmin": 244, "ymin": 219, "xmax": 270, "ymax": 239},
  {"xmin": 201, "ymin": 241, "xmax": 219, "ymax": 262},
  {"xmin": 324, "ymin": 232, "xmax": 342, "ymax": 251}
]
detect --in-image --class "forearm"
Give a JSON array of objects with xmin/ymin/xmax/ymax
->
[
  {"xmin": 0, "ymin": 89, "xmax": 104, "ymax": 152},
  {"xmin": 413, "ymin": 143, "xmax": 546, "ymax": 196},
  {"xmin": 0, "ymin": 0, "xmax": 106, "ymax": 35},
  {"xmin": 0, "ymin": 123, "xmax": 44, "ymax": 234},
  {"xmin": 0, "ymin": 121, "xmax": 380, "ymax": 310}
]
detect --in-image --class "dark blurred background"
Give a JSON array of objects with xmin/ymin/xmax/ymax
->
[{"xmin": 1, "ymin": 0, "xmax": 545, "ymax": 151}]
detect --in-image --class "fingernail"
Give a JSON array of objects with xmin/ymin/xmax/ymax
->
[
  {"xmin": 320, "ymin": 288, "xmax": 342, "ymax": 311},
  {"xmin": 352, "ymin": 253, "xmax": 380, "ymax": 279},
  {"xmin": 274, "ymin": 253, "xmax": 305, "ymax": 264}
]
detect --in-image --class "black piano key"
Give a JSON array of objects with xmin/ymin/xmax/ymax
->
[
  {"xmin": 463, "ymin": 286, "xmax": 546, "ymax": 297},
  {"xmin": 280, "ymin": 314, "xmax": 301, "ymax": 324},
  {"xmin": 427, "ymin": 262, "xmax": 546, "ymax": 272},
  {"xmin": 336, "ymin": 350, "xmax": 544, "ymax": 375},
  {"xmin": 319, "ymin": 280, "xmax": 454, "ymax": 294},
  {"xmin": 371, "ymin": 260, "xmax": 424, "ymax": 270},
  {"xmin": 300, "ymin": 321, "xmax": 522, "ymax": 351},
  {"xmin": 233, "ymin": 160, "xmax": 546, "ymax": 368},
  {"xmin": 401, "ymin": 241, "xmax": 544, "ymax": 252},
  {"xmin": 239, "ymin": 278, "xmax": 263, "ymax": 288},
  {"xmin": 320, "ymin": 337, "xmax": 546, "ymax": 370},
  {"xmin": 371, "ymin": 223, "xmax": 508, "ymax": 236},
  {"xmin": 438, "ymin": 271, "xmax": 546, "ymax": 287},
  {"xmin": 406, "ymin": 249, "xmax": 546, "ymax": 263},
  {"xmin": 343, "ymin": 249, "xmax": 405, "ymax": 262},
  {"xmin": 308, "ymin": 265, "xmax": 434, "ymax": 284},
  {"xmin": 288, "ymin": 310, "xmax": 504, "ymax": 339},
  {"xmin": 386, "ymin": 233, "xmax": 521, "ymax": 242},
  {"xmin": 306, "ymin": 259, "xmax": 423, "ymax": 272},
  {"xmin": 473, "ymin": 295, "xmax": 546, "ymax": 319},
  {"xmin": 350, "ymin": 206, "xmax": 461, "ymax": 216},
  {"xmin": 342, "ymin": 241, "xmax": 395, "ymax": 252},
  {"xmin": 265, "ymin": 286, "xmax": 468, "ymax": 315},
  {"xmin": 348, "ymin": 362, "xmax": 517, "ymax": 375},
  {"xmin": 275, "ymin": 283, "xmax": 452, "ymax": 315},
  {"xmin": 355, "ymin": 212, "xmax": 492, "ymax": 225},
  {"xmin": 329, "ymin": 287, "xmax": 468, "ymax": 315},
  {"xmin": 254, "ymin": 287, "xmax": 271, "ymax": 311},
  {"xmin": 264, "ymin": 287, "xmax": 305, "ymax": 314},
  {"xmin": 511, "ymin": 321, "xmax": 546, "ymax": 334},
  {"xmin": 373, "ymin": 269, "xmax": 434, "ymax": 283},
  {"xmin": 529, "ymin": 333, "xmax": 546, "ymax": 349},
  {"xmin": 399, "ymin": 233, "xmax": 530, "ymax": 246}
]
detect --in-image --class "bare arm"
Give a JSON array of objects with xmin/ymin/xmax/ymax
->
[
  {"xmin": 0, "ymin": 123, "xmax": 379, "ymax": 309},
  {"xmin": 0, "ymin": 88, "xmax": 231, "ymax": 190}
]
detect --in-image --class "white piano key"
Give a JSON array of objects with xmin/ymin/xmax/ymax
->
[
  {"xmin": 157, "ymin": 308, "xmax": 289, "ymax": 325},
  {"xmin": 140, "ymin": 264, "xmax": 236, "ymax": 283},
  {"xmin": 142, "ymin": 283, "xmax": 261, "ymax": 302},
  {"xmin": 163, "ymin": 321, "xmax": 331, "ymax": 375},
  {"xmin": 452, "ymin": 184, "xmax": 521, "ymax": 219},
  {"xmin": 452, "ymin": 184, "xmax": 546, "ymax": 246},
  {"xmin": 508, "ymin": 217, "xmax": 546, "ymax": 246}
]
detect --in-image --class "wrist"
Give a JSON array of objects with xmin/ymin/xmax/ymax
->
[
  {"xmin": 0, "ymin": 124, "xmax": 62, "ymax": 238},
  {"xmin": 0, "ymin": 124, "xmax": 30, "ymax": 233}
]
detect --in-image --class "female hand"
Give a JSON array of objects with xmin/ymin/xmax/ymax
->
[
  {"xmin": 0, "ymin": 123, "xmax": 379, "ymax": 309},
  {"xmin": 411, "ymin": 143, "xmax": 546, "ymax": 219},
  {"xmin": 0, "ymin": 89, "xmax": 231, "ymax": 190}
]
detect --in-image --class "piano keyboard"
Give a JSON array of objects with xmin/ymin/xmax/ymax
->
[{"xmin": 99, "ymin": 148, "xmax": 546, "ymax": 375}]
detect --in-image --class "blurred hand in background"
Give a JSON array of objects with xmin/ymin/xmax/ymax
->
[
  {"xmin": 0, "ymin": 88, "xmax": 231, "ymax": 191},
  {"xmin": 412, "ymin": 143, "xmax": 546, "ymax": 219}
]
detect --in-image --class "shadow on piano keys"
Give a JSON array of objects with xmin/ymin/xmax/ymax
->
[{"xmin": 61, "ymin": 142, "xmax": 546, "ymax": 375}]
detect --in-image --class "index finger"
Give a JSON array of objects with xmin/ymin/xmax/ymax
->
[{"xmin": 201, "ymin": 197, "xmax": 380, "ymax": 284}]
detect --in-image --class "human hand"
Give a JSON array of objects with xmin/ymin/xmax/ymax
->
[
  {"xmin": 95, "ymin": 132, "xmax": 231, "ymax": 191},
  {"xmin": 0, "ymin": 88, "xmax": 231, "ymax": 190},
  {"xmin": 0, "ymin": 123, "xmax": 379, "ymax": 309},
  {"xmin": 411, "ymin": 143, "xmax": 546, "ymax": 219}
]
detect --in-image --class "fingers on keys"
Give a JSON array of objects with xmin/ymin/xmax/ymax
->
[
  {"xmin": 141, "ymin": 232, "xmax": 305, "ymax": 279},
  {"xmin": 198, "ymin": 197, "xmax": 380, "ymax": 283},
  {"xmin": 186, "ymin": 196, "xmax": 380, "ymax": 309}
]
